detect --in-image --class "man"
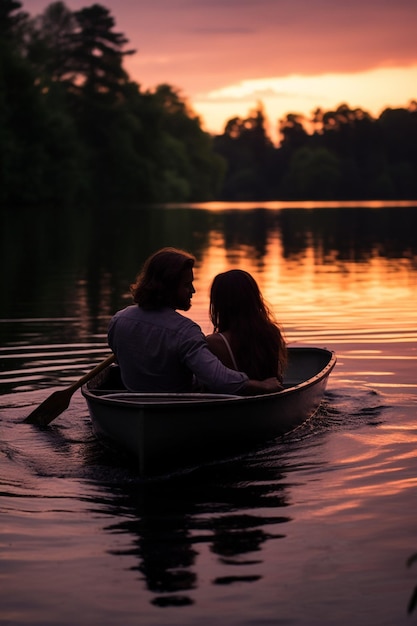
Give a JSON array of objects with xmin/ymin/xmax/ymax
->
[{"xmin": 108, "ymin": 247, "xmax": 282, "ymax": 395}]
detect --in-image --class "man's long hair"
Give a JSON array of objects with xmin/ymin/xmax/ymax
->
[
  {"xmin": 209, "ymin": 269, "xmax": 287, "ymax": 380},
  {"xmin": 131, "ymin": 247, "xmax": 195, "ymax": 310}
]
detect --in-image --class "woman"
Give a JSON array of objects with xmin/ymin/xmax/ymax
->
[{"xmin": 206, "ymin": 269, "xmax": 287, "ymax": 384}]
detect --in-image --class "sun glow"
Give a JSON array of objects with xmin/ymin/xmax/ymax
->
[{"xmin": 194, "ymin": 64, "xmax": 417, "ymax": 142}]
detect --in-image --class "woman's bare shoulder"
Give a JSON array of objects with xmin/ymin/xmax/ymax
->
[
  {"xmin": 206, "ymin": 332, "xmax": 235, "ymax": 369},
  {"xmin": 206, "ymin": 332, "xmax": 222, "ymax": 345}
]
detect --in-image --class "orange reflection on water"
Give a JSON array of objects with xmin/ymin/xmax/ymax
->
[
  {"xmin": 194, "ymin": 225, "xmax": 416, "ymax": 332},
  {"xmin": 189, "ymin": 216, "xmax": 417, "ymax": 396},
  {"xmin": 302, "ymin": 421, "xmax": 417, "ymax": 522}
]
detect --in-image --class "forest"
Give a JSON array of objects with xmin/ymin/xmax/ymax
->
[{"xmin": 1, "ymin": 0, "xmax": 417, "ymax": 207}]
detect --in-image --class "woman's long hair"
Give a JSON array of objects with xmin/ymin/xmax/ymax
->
[
  {"xmin": 209, "ymin": 269, "xmax": 287, "ymax": 380},
  {"xmin": 131, "ymin": 248, "xmax": 195, "ymax": 310}
]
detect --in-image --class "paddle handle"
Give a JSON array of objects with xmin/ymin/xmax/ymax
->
[{"xmin": 67, "ymin": 354, "xmax": 116, "ymax": 392}]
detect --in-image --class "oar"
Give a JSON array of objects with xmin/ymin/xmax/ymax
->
[{"xmin": 23, "ymin": 354, "xmax": 116, "ymax": 426}]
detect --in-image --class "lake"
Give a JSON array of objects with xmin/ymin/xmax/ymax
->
[{"xmin": 1, "ymin": 201, "xmax": 417, "ymax": 625}]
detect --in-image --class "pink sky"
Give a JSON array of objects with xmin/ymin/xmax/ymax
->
[{"xmin": 25, "ymin": 0, "xmax": 417, "ymax": 138}]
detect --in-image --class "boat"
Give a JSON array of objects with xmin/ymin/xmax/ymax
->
[{"xmin": 81, "ymin": 346, "xmax": 336, "ymax": 476}]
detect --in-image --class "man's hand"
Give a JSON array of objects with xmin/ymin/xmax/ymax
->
[{"xmin": 244, "ymin": 377, "xmax": 283, "ymax": 395}]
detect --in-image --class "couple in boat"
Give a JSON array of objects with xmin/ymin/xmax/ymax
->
[{"xmin": 108, "ymin": 247, "xmax": 287, "ymax": 396}]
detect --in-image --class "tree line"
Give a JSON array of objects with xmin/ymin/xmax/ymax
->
[
  {"xmin": 0, "ymin": 0, "xmax": 226, "ymax": 207},
  {"xmin": 215, "ymin": 103, "xmax": 417, "ymax": 200},
  {"xmin": 1, "ymin": 0, "xmax": 416, "ymax": 208}
]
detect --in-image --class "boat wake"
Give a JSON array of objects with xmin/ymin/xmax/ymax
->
[{"xmin": 0, "ymin": 383, "xmax": 391, "ymax": 486}]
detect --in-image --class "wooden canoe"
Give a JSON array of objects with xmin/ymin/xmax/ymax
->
[{"xmin": 81, "ymin": 346, "xmax": 336, "ymax": 476}]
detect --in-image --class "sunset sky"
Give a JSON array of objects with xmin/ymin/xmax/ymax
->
[{"xmin": 26, "ymin": 0, "xmax": 417, "ymax": 142}]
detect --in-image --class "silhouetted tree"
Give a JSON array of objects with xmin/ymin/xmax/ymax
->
[
  {"xmin": 379, "ymin": 105, "xmax": 417, "ymax": 163},
  {"xmin": 278, "ymin": 113, "xmax": 309, "ymax": 152},
  {"xmin": 71, "ymin": 3, "xmax": 134, "ymax": 96},
  {"xmin": 25, "ymin": 1, "xmax": 77, "ymax": 86},
  {"xmin": 150, "ymin": 84, "xmax": 226, "ymax": 201},
  {"xmin": 214, "ymin": 105, "xmax": 275, "ymax": 200},
  {"xmin": 0, "ymin": 0, "xmax": 25, "ymax": 40},
  {"xmin": 281, "ymin": 147, "xmax": 341, "ymax": 199}
]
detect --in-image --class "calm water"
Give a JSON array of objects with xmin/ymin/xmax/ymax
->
[{"xmin": 1, "ymin": 202, "xmax": 417, "ymax": 625}]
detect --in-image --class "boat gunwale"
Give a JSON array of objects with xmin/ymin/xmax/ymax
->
[{"xmin": 82, "ymin": 348, "xmax": 337, "ymax": 411}]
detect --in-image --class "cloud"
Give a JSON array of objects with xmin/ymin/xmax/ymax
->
[
  {"xmin": 193, "ymin": 64, "xmax": 417, "ymax": 143},
  {"xmin": 27, "ymin": 0, "xmax": 417, "ymax": 97},
  {"xmin": 190, "ymin": 27, "xmax": 254, "ymax": 35},
  {"xmin": 197, "ymin": 85, "xmax": 318, "ymax": 105}
]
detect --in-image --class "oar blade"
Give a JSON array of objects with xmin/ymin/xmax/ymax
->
[
  {"xmin": 23, "ymin": 389, "xmax": 73, "ymax": 426},
  {"xmin": 22, "ymin": 355, "xmax": 115, "ymax": 426}
]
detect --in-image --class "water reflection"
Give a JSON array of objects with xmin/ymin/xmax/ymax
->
[
  {"xmin": 2, "ymin": 204, "xmax": 417, "ymax": 321},
  {"xmin": 100, "ymin": 458, "xmax": 291, "ymax": 607},
  {"xmin": 1, "ymin": 203, "xmax": 416, "ymax": 395}
]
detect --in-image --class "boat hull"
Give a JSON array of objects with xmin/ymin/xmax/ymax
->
[{"xmin": 82, "ymin": 347, "xmax": 336, "ymax": 475}]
